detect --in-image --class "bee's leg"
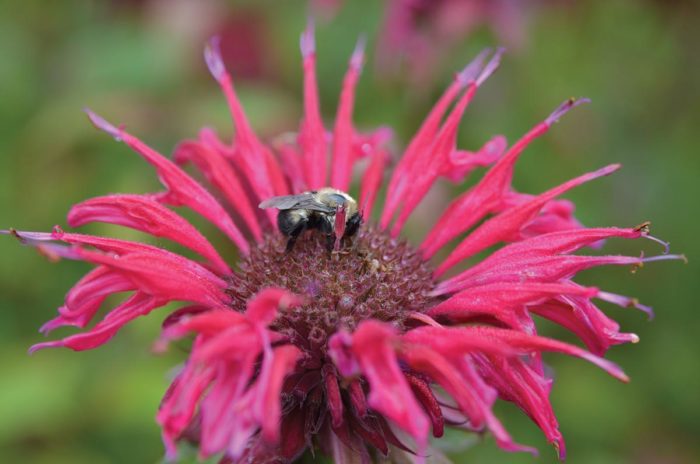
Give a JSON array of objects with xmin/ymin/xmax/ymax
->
[
  {"xmin": 325, "ymin": 233, "xmax": 335, "ymax": 252},
  {"xmin": 285, "ymin": 224, "xmax": 307, "ymax": 252},
  {"xmin": 279, "ymin": 211, "xmax": 309, "ymax": 253}
]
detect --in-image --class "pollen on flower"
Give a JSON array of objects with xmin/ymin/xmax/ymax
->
[{"xmin": 228, "ymin": 227, "xmax": 437, "ymax": 351}]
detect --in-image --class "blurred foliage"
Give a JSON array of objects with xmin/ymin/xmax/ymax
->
[{"xmin": 0, "ymin": 0, "xmax": 698, "ymax": 463}]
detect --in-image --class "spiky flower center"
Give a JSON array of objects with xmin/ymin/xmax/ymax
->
[{"xmin": 229, "ymin": 228, "xmax": 436, "ymax": 355}]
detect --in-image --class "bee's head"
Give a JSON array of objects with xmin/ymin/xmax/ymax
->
[{"xmin": 344, "ymin": 211, "xmax": 363, "ymax": 238}]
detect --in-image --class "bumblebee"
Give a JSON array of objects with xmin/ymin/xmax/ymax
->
[{"xmin": 259, "ymin": 188, "xmax": 363, "ymax": 252}]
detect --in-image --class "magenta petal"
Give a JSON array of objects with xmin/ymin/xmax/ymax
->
[
  {"xmin": 330, "ymin": 36, "xmax": 365, "ymax": 191},
  {"xmin": 435, "ymin": 164, "xmax": 620, "ymax": 275},
  {"xmin": 351, "ymin": 321, "xmax": 430, "ymax": 449},
  {"xmin": 85, "ymin": 110, "xmax": 250, "ymax": 254},
  {"xmin": 244, "ymin": 288, "xmax": 303, "ymax": 326},
  {"xmin": 174, "ymin": 138, "xmax": 263, "ymax": 243},
  {"xmin": 421, "ymin": 99, "xmax": 591, "ymax": 259},
  {"xmin": 77, "ymin": 248, "xmax": 229, "ymax": 307},
  {"xmin": 68, "ymin": 194, "xmax": 231, "ymax": 275},
  {"xmin": 298, "ymin": 22, "xmax": 328, "ymax": 190},
  {"xmin": 31, "ymin": 293, "xmax": 162, "ymax": 352}
]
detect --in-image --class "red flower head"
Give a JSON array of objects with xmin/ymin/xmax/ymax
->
[{"xmin": 4, "ymin": 25, "xmax": 684, "ymax": 463}]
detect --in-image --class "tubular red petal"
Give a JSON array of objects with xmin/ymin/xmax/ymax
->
[
  {"xmin": 398, "ymin": 342, "xmax": 533, "ymax": 454},
  {"xmin": 390, "ymin": 82, "xmax": 480, "ymax": 237},
  {"xmin": 467, "ymin": 326, "xmax": 629, "ymax": 382},
  {"xmin": 69, "ymin": 194, "xmax": 231, "ymax": 274},
  {"xmin": 77, "ymin": 248, "xmax": 229, "ymax": 307},
  {"xmin": 39, "ymin": 266, "xmax": 134, "ymax": 334},
  {"xmin": 174, "ymin": 139, "xmax": 263, "ymax": 243},
  {"xmin": 427, "ymin": 282, "xmax": 597, "ymax": 325},
  {"xmin": 244, "ymin": 288, "xmax": 303, "ymax": 326},
  {"xmin": 359, "ymin": 148, "xmax": 387, "ymax": 219},
  {"xmin": 85, "ymin": 109, "xmax": 250, "ymax": 254},
  {"xmin": 257, "ymin": 345, "xmax": 302, "ymax": 443},
  {"xmin": 204, "ymin": 39, "xmax": 289, "ymax": 218},
  {"xmin": 351, "ymin": 321, "xmax": 430, "ymax": 448},
  {"xmin": 275, "ymin": 141, "xmax": 308, "ymax": 193},
  {"xmin": 443, "ymin": 135, "xmax": 507, "ymax": 183},
  {"xmin": 421, "ymin": 98, "xmax": 590, "ymax": 258},
  {"xmin": 381, "ymin": 51, "xmax": 483, "ymax": 230},
  {"xmin": 30, "ymin": 293, "xmax": 163, "ymax": 352},
  {"xmin": 435, "ymin": 164, "xmax": 621, "ymax": 275},
  {"xmin": 331, "ymin": 37, "xmax": 365, "ymax": 191},
  {"xmin": 298, "ymin": 22, "xmax": 328, "ymax": 190},
  {"xmin": 328, "ymin": 329, "xmax": 360, "ymax": 377},
  {"xmin": 161, "ymin": 309, "xmax": 247, "ymax": 340},
  {"xmin": 477, "ymin": 356, "xmax": 565, "ymax": 459}
]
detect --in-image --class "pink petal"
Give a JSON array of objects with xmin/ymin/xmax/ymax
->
[
  {"xmin": 427, "ymin": 282, "xmax": 597, "ymax": 326},
  {"xmin": 381, "ymin": 51, "xmax": 482, "ymax": 230},
  {"xmin": 398, "ymin": 342, "xmax": 535, "ymax": 455},
  {"xmin": 77, "ymin": 247, "xmax": 229, "ymax": 307},
  {"xmin": 174, "ymin": 139, "xmax": 263, "ymax": 243},
  {"xmin": 84, "ymin": 109, "xmax": 250, "ymax": 254},
  {"xmin": 389, "ymin": 77, "xmax": 481, "ymax": 237},
  {"xmin": 40, "ymin": 265, "xmax": 134, "ymax": 334},
  {"xmin": 434, "ymin": 227, "xmax": 645, "ymax": 295},
  {"xmin": 68, "ymin": 194, "xmax": 231, "ymax": 275},
  {"xmin": 435, "ymin": 164, "xmax": 620, "ymax": 275},
  {"xmin": 30, "ymin": 293, "xmax": 163, "ymax": 352},
  {"xmin": 330, "ymin": 36, "xmax": 365, "ymax": 191},
  {"xmin": 298, "ymin": 21, "xmax": 328, "ymax": 190},
  {"xmin": 256, "ymin": 345, "xmax": 302, "ymax": 443},
  {"xmin": 359, "ymin": 148, "xmax": 387, "ymax": 219},
  {"xmin": 204, "ymin": 38, "xmax": 289, "ymax": 207},
  {"xmin": 420, "ymin": 98, "xmax": 591, "ymax": 259},
  {"xmin": 443, "ymin": 135, "xmax": 507, "ymax": 183},
  {"xmin": 477, "ymin": 356, "xmax": 565, "ymax": 459},
  {"xmin": 466, "ymin": 326, "xmax": 629, "ymax": 382},
  {"xmin": 244, "ymin": 288, "xmax": 303, "ymax": 326},
  {"xmin": 351, "ymin": 320, "xmax": 430, "ymax": 448}
]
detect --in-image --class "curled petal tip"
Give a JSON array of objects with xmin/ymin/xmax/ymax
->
[
  {"xmin": 28, "ymin": 340, "xmax": 62, "ymax": 354},
  {"xmin": 204, "ymin": 36, "xmax": 226, "ymax": 82},
  {"xmin": 300, "ymin": 20, "xmax": 316, "ymax": 58},
  {"xmin": 84, "ymin": 108, "xmax": 122, "ymax": 141},
  {"xmin": 545, "ymin": 97, "xmax": 590, "ymax": 126},
  {"xmin": 476, "ymin": 46, "xmax": 505, "ymax": 86}
]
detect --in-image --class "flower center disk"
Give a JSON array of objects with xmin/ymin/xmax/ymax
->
[{"xmin": 229, "ymin": 228, "xmax": 436, "ymax": 354}]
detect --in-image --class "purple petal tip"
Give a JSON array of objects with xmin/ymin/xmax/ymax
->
[
  {"xmin": 545, "ymin": 97, "xmax": 591, "ymax": 126},
  {"xmin": 457, "ymin": 48, "xmax": 490, "ymax": 85},
  {"xmin": 300, "ymin": 20, "xmax": 316, "ymax": 58},
  {"xmin": 84, "ymin": 108, "xmax": 122, "ymax": 141},
  {"xmin": 350, "ymin": 35, "xmax": 367, "ymax": 69},
  {"xmin": 476, "ymin": 47, "xmax": 505, "ymax": 86},
  {"xmin": 28, "ymin": 340, "xmax": 61, "ymax": 354},
  {"xmin": 204, "ymin": 36, "xmax": 226, "ymax": 82}
]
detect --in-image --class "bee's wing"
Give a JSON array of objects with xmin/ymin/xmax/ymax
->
[{"xmin": 259, "ymin": 193, "xmax": 335, "ymax": 213}]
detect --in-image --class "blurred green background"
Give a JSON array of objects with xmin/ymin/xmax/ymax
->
[{"xmin": 1, "ymin": 0, "xmax": 697, "ymax": 463}]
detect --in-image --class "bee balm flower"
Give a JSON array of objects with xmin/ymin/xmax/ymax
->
[{"xmin": 4, "ymin": 26, "xmax": 683, "ymax": 463}]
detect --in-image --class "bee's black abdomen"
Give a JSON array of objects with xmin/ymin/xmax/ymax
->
[{"xmin": 278, "ymin": 210, "xmax": 300, "ymax": 236}]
